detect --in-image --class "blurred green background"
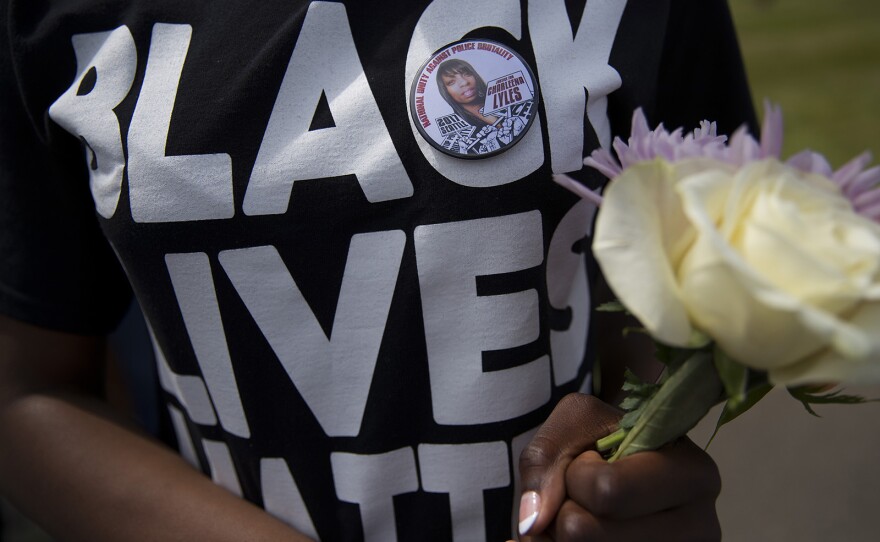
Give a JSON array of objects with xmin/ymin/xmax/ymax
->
[{"xmin": 729, "ymin": 0, "xmax": 880, "ymax": 167}]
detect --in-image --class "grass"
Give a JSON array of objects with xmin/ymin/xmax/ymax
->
[{"xmin": 729, "ymin": 0, "xmax": 880, "ymax": 167}]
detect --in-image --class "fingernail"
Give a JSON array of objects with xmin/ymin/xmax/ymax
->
[{"xmin": 518, "ymin": 491, "xmax": 540, "ymax": 536}]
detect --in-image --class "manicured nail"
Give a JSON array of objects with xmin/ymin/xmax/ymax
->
[{"xmin": 518, "ymin": 491, "xmax": 540, "ymax": 535}]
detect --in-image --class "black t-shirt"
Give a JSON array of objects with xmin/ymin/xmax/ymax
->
[{"xmin": 0, "ymin": 1, "xmax": 755, "ymax": 540}]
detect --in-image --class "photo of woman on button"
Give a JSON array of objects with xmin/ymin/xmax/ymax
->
[
  {"xmin": 434, "ymin": 57, "xmax": 531, "ymax": 156},
  {"xmin": 436, "ymin": 58, "xmax": 499, "ymax": 128}
]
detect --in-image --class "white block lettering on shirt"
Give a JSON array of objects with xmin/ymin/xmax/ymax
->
[
  {"xmin": 414, "ymin": 211, "xmax": 551, "ymax": 425},
  {"xmin": 202, "ymin": 439, "xmax": 243, "ymax": 497},
  {"xmin": 418, "ymin": 442, "xmax": 511, "ymax": 542},
  {"xmin": 149, "ymin": 324, "xmax": 219, "ymax": 427},
  {"xmin": 546, "ymin": 199, "xmax": 596, "ymax": 385},
  {"xmin": 165, "ymin": 252, "xmax": 251, "ymax": 438},
  {"xmin": 49, "ymin": 26, "xmax": 136, "ymax": 219},
  {"xmin": 244, "ymin": 1, "xmax": 413, "ymax": 215},
  {"xmin": 128, "ymin": 24, "xmax": 235, "ymax": 222},
  {"xmin": 261, "ymin": 458, "xmax": 321, "ymax": 541},
  {"xmin": 167, "ymin": 405, "xmax": 201, "ymax": 468},
  {"xmin": 529, "ymin": 0, "xmax": 627, "ymax": 173},
  {"xmin": 330, "ymin": 448, "xmax": 419, "ymax": 542},
  {"xmin": 218, "ymin": 231, "xmax": 405, "ymax": 437}
]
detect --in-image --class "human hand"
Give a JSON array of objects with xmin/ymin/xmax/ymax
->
[{"xmin": 513, "ymin": 393, "xmax": 721, "ymax": 541}]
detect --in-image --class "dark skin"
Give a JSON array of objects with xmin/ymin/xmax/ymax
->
[
  {"xmin": 513, "ymin": 276, "xmax": 722, "ymax": 541},
  {"xmin": 0, "ymin": 314, "xmax": 311, "ymax": 542},
  {"xmin": 515, "ymin": 398, "xmax": 722, "ymax": 542},
  {"xmin": 0, "ymin": 275, "xmax": 721, "ymax": 541}
]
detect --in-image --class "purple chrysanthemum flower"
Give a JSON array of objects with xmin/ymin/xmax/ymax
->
[{"xmin": 555, "ymin": 102, "xmax": 880, "ymax": 222}]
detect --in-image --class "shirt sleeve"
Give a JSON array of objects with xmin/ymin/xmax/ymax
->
[
  {"xmin": 0, "ymin": 6, "xmax": 132, "ymax": 335},
  {"xmin": 655, "ymin": 0, "xmax": 758, "ymax": 135},
  {"xmin": 609, "ymin": 0, "xmax": 758, "ymax": 138}
]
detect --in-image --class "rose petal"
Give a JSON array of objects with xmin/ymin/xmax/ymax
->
[
  {"xmin": 675, "ymin": 164, "xmax": 829, "ymax": 368},
  {"xmin": 593, "ymin": 160, "xmax": 710, "ymax": 346},
  {"xmin": 769, "ymin": 302, "xmax": 880, "ymax": 385}
]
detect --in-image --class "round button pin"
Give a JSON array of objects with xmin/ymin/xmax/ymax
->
[{"xmin": 410, "ymin": 39, "xmax": 539, "ymax": 159}]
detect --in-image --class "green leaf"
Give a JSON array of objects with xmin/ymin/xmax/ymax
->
[
  {"xmin": 619, "ymin": 403, "xmax": 648, "ymax": 430},
  {"xmin": 622, "ymin": 326, "xmax": 649, "ymax": 338},
  {"xmin": 619, "ymin": 395, "xmax": 642, "ymax": 411},
  {"xmin": 621, "ymin": 368, "xmax": 640, "ymax": 388},
  {"xmin": 616, "ymin": 370, "xmax": 660, "ymax": 432},
  {"xmin": 620, "ymin": 369, "xmax": 659, "ymax": 398},
  {"xmin": 653, "ymin": 348, "xmax": 671, "ymax": 368},
  {"xmin": 609, "ymin": 350, "xmax": 725, "ymax": 461},
  {"xmin": 721, "ymin": 382, "xmax": 774, "ymax": 426},
  {"xmin": 707, "ymin": 382, "xmax": 774, "ymax": 448},
  {"xmin": 596, "ymin": 300, "xmax": 627, "ymax": 313},
  {"xmin": 653, "ymin": 342, "xmax": 673, "ymax": 365},
  {"xmin": 660, "ymin": 346, "xmax": 696, "ymax": 373},
  {"xmin": 652, "ymin": 342, "xmax": 696, "ymax": 369},
  {"xmin": 712, "ymin": 347, "xmax": 749, "ymax": 405},
  {"xmin": 787, "ymin": 386, "xmax": 878, "ymax": 417}
]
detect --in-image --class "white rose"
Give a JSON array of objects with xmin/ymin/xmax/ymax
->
[{"xmin": 593, "ymin": 157, "xmax": 880, "ymax": 385}]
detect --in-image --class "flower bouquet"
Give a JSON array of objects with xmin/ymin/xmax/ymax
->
[{"xmin": 554, "ymin": 104, "xmax": 880, "ymax": 461}]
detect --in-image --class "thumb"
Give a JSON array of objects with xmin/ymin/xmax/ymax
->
[{"xmin": 516, "ymin": 393, "xmax": 621, "ymax": 536}]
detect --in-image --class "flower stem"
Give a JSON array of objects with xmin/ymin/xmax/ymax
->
[
  {"xmin": 597, "ymin": 429, "xmax": 627, "ymax": 452},
  {"xmin": 608, "ymin": 349, "xmax": 724, "ymax": 462}
]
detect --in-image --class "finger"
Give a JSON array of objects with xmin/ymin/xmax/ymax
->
[
  {"xmin": 551, "ymin": 498, "xmax": 721, "ymax": 542},
  {"xmin": 565, "ymin": 438, "xmax": 721, "ymax": 520},
  {"xmin": 517, "ymin": 393, "xmax": 621, "ymax": 536}
]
